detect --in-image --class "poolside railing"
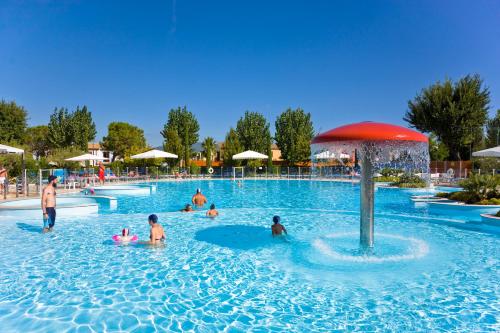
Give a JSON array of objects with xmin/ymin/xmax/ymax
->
[{"xmin": 2, "ymin": 164, "xmax": 497, "ymax": 200}]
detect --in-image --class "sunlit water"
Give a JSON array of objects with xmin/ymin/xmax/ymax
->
[{"xmin": 0, "ymin": 180, "xmax": 498, "ymax": 332}]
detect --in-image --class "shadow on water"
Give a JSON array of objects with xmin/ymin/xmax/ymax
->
[
  {"xmin": 17, "ymin": 222, "xmax": 42, "ymax": 233},
  {"xmin": 195, "ymin": 225, "xmax": 272, "ymax": 250}
]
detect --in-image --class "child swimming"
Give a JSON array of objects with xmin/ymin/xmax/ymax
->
[{"xmin": 113, "ymin": 228, "xmax": 137, "ymax": 242}]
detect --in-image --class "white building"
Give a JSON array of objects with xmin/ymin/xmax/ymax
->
[{"xmin": 87, "ymin": 143, "xmax": 113, "ymax": 165}]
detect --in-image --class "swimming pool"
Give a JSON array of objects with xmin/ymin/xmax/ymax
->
[{"xmin": 0, "ymin": 180, "xmax": 498, "ymax": 332}]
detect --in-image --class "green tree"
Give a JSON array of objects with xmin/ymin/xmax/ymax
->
[
  {"xmin": 485, "ymin": 109, "xmax": 500, "ymax": 148},
  {"xmin": 48, "ymin": 107, "xmax": 73, "ymax": 148},
  {"xmin": 24, "ymin": 125, "xmax": 50, "ymax": 158},
  {"xmin": 201, "ymin": 137, "xmax": 216, "ymax": 168},
  {"xmin": 0, "ymin": 153, "xmax": 37, "ymax": 178},
  {"xmin": 0, "ymin": 100, "xmax": 27, "ymax": 143},
  {"xmin": 101, "ymin": 122, "xmax": 147, "ymax": 161},
  {"xmin": 47, "ymin": 106, "xmax": 96, "ymax": 150},
  {"xmin": 236, "ymin": 111, "xmax": 271, "ymax": 153},
  {"xmin": 223, "ymin": 128, "xmax": 242, "ymax": 166},
  {"xmin": 275, "ymin": 108, "xmax": 314, "ymax": 165},
  {"xmin": 45, "ymin": 147, "xmax": 86, "ymax": 169},
  {"xmin": 160, "ymin": 106, "xmax": 200, "ymax": 167},
  {"xmin": 72, "ymin": 105, "xmax": 96, "ymax": 150},
  {"xmin": 162, "ymin": 128, "xmax": 183, "ymax": 166},
  {"xmin": 404, "ymin": 74, "xmax": 489, "ymax": 160},
  {"xmin": 428, "ymin": 133, "xmax": 449, "ymax": 161}
]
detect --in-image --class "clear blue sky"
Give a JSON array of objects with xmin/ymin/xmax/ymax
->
[{"xmin": 1, "ymin": 0, "xmax": 499, "ymax": 146}]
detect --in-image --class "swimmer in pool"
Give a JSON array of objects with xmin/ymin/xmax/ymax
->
[
  {"xmin": 271, "ymin": 215, "xmax": 287, "ymax": 236},
  {"xmin": 206, "ymin": 204, "xmax": 219, "ymax": 218},
  {"xmin": 192, "ymin": 188, "xmax": 207, "ymax": 207},
  {"xmin": 115, "ymin": 228, "xmax": 135, "ymax": 242},
  {"xmin": 148, "ymin": 214, "xmax": 166, "ymax": 244},
  {"xmin": 181, "ymin": 204, "xmax": 194, "ymax": 212}
]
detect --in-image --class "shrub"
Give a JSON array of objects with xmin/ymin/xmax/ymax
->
[
  {"xmin": 373, "ymin": 176, "xmax": 399, "ymax": 182},
  {"xmin": 487, "ymin": 198, "xmax": 500, "ymax": 205},
  {"xmin": 189, "ymin": 164, "xmax": 200, "ymax": 175},
  {"xmin": 449, "ymin": 191, "xmax": 480, "ymax": 204},
  {"xmin": 380, "ymin": 168, "xmax": 403, "ymax": 177},
  {"xmin": 496, "ymin": 210, "xmax": 500, "ymax": 217},
  {"xmin": 459, "ymin": 174, "xmax": 500, "ymax": 201},
  {"xmin": 391, "ymin": 173, "xmax": 426, "ymax": 188},
  {"xmin": 435, "ymin": 192, "xmax": 450, "ymax": 198}
]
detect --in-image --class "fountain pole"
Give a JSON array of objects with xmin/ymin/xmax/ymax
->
[{"xmin": 360, "ymin": 149, "xmax": 374, "ymax": 248}]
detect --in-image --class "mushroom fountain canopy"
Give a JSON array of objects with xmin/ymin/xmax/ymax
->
[{"xmin": 311, "ymin": 121, "xmax": 429, "ymax": 174}]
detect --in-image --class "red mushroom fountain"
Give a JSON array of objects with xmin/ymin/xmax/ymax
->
[{"xmin": 311, "ymin": 121, "xmax": 429, "ymax": 249}]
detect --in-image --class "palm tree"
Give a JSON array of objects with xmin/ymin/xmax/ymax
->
[{"xmin": 201, "ymin": 137, "xmax": 216, "ymax": 168}]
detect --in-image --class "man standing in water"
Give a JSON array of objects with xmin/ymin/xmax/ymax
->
[
  {"xmin": 192, "ymin": 188, "xmax": 207, "ymax": 207},
  {"xmin": 41, "ymin": 175, "xmax": 58, "ymax": 233}
]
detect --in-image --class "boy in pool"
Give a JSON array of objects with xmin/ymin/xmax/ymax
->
[
  {"xmin": 271, "ymin": 215, "xmax": 287, "ymax": 236},
  {"xmin": 181, "ymin": 204, "xmax": 194, "ymax": 212},
  {"xmin": 206, "ymin": 204, "xmax": 219, "ymax": 218}
]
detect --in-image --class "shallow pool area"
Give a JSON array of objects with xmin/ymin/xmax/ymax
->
[
  {"xmin": 0, "ymin": 180, "xmax": 498, "ymax": 332},
  {"xmin": 0, "ymin": 197, "xmax": 100, "ymax": 218}
]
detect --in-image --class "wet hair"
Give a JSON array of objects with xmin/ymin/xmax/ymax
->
[
  {"xmin": 210, "ymin": 204, "xmax": 215, "ymax": 210},
  {"xmin": 196, "ymin": 188, "xmax": 201, "ymax": 193},
  {"xmin": 48, "ymin": 175, "xmax": 57, "ymax": 183},
  {"xmin": 148, "ymin": 214, "xmax": 158, "ymax": 224},
  {"xmin": 273, "ymin": 215, "xmax": 280, "ymax": 224}
]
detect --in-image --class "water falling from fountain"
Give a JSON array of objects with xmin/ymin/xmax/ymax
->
[{"xmin": 311, "ymin": 122, "xmax": 430, "ymax": 250}]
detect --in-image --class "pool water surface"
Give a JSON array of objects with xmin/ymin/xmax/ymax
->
[{"xmin": 0, "ymin": 180, "xmax": 498, "ymax": 332}]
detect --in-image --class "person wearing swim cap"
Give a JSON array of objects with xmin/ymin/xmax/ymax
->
[
  {"xmin": 41, "ymin": 175, "xmax": 58, "ymax": 233},
  {"xmin": 271, "ymin": 215, "xmax": 287, "ymax": 236},
  {"xmin": 206, "ymin": 203, "xmax": 219, "ymax": 218},
  {"xmin": 147, "ymin": 214, "xmax": 166, "ymax": 244},
  {"xmin": 116, "ymin": 228, "xmax": 135, "ymax": 242},
  {"xmin": 192, "ymin": 188, "xmax": 207, "ymax": 207}
]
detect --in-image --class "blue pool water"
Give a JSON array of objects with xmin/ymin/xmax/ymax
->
[{"xmin": 0, "ymin": 180, "xmax": 498, "ymax": 332}]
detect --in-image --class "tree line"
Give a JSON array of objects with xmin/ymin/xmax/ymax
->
[
  {"xmin": 0, "ymin": 101, "xmax": 316, "ymax": 170},
  {"xmin": 161, "ymin": 107, "xmax": 315, "ymax": 168},
  {"xmin": 1, "ymin": 72, "xmax": 499, "ymax": 174}
]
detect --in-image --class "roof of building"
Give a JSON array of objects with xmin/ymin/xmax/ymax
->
[{"xmin": 88, "ymin": 143, "xmax": 101, "ymax": 150}]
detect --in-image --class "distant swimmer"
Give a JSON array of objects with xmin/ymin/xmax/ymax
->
[
  {"xmin": 181, "ymin": 204, "xmax": 194, "ymax": 212},
  {"xmin": 206, "ymin": 204, "xmax": 219, "ymax": 218},
  {"xmin": 271, "ymin": 215, "xmax": 287, "ymax": 236},
  {"xmin": 192, "ymin": 188, "xmax": 207, "ymax": 207},
  {"xmin": 147, "ymin": 214, "xmax": 166, "ymax": 244}
]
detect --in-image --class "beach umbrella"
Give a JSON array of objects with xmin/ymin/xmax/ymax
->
[
  {"xmin": 65, "ymin": 153, "xmax": 106, "ymax": 161},
  {"xmin": 131, "ymin": 149, "xmax": 178, "ymax": 159},
  {"xmin": 472, "ymin": 146, "xmax": 500, "ymax": 158},
  {"xmin": 232, "ymin": 150, "xmax": 268, "ymax": 160},
  {"xmin": 0, "ymin": 144, "xmax": 26, "ymax": 195},
  {"xmin": 0, "ymin": 144, "xmax": 24, "ymax": 154}
]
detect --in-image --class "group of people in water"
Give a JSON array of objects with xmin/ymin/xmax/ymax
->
[{"xmin": 40, "ymin": 175, "xmax": 287, "ymax": 243}]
